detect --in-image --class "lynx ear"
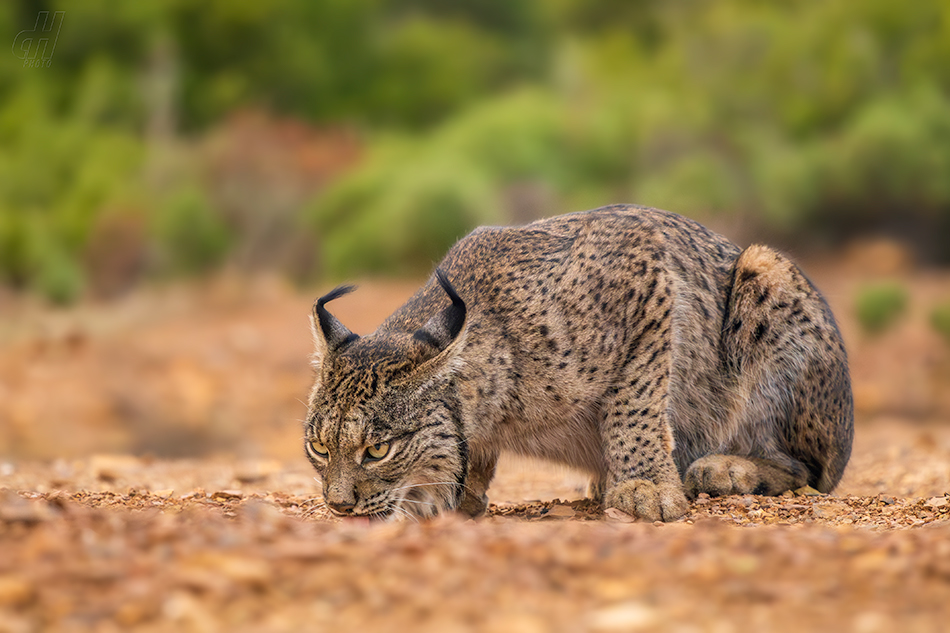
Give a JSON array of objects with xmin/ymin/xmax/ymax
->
[
  {"xmin": 413, "ymin": 269, "xmax": 466, "ymax": 354},
  {"xmin": 311, "ymin": 285, "xmax": 359, "ymax": 364}
]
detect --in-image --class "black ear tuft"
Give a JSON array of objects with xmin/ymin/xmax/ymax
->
[
  {"xmin": 435, "ymin": 269, "xmax": 466, "ymax": 340},
  {"xmin": 413, "ymin": 269, "xmax": 467, "ymax": 352},
  {"xmin": 313, "ymin": 285, "xmax": 359, "ymax": 352}
]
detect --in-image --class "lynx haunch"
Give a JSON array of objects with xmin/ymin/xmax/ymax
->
[{"xmin": 304, "ymin": 205, "xmax": 853, "ymax": 522}]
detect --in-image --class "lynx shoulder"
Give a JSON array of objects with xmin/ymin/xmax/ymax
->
[{"xmin": 304, "ymin": 205, "xmax": 853, "ymax": 522}]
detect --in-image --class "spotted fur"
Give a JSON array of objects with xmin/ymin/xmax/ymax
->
[{"xmin": 304, "ymin": 205, "xmax": 854, "ymax": 521}]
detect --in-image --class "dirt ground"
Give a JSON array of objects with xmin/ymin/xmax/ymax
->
[{"xmin": 1, "ymin": 252, "xmax": 949, "ymax": 632}]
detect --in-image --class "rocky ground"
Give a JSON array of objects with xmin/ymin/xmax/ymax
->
[
  {"xmin": 0, "ymin": 420, "xmax": 948, "ymax": 633},
  {"xmin": 1, "ymin": 253, "xmax": 949, "ymax": 632}
]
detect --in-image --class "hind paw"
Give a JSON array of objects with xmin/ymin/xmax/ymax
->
[
  {"xmin": 684, "ymin": 454, "xmax": 802, "ymax": 498},
  {"xmin": 684, "ymin": 455, "xmax": 760, "ymax": 498}
]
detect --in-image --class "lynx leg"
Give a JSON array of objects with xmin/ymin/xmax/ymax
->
[
  {"xmin": 683, "ymin": 454, "xmax": 808, "ymax": 498},
  {"xmin": 602, "ymin": 392, "xmax": 689, "ymax": 522},
  {"xmin": 458, "ymin": 450, "xmax": 498, "ymax": 517},
  {"xmin": 712, "ymin": 245, "xmax": 854, "ymax": 495},
  {"xmin": 601, "ymin": 302, "xmax": 689, "ymax": 522}
]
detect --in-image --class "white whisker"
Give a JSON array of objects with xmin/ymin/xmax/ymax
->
[
  {"xmin": 393, "ymin": 480, "xmax": 478, "ymax": 501},
  {"xmin": 303, "ymin": 498, "xmax": 331, "ymax": 519},
  {"xmin": 398, "ymin": 498, "xmax": 436, "ymax": 507},
  {"xmin": 391, "ymin": 505, "xmax": 419, "ymax": 523},
  {"xmin": 390, "ymin": 481, "xmax": 462, "ymax": 493}
]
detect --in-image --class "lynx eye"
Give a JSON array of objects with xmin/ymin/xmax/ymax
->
[
  {"xmin": 365, "ymin": 442, "xmax": 390, "ymax": 461},
  {"xmin": 309, "ymin": 439, "xmax": 329, "ymax": 457}
]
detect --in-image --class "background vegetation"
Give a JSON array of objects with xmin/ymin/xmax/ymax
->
[{"xmin": 1, "ymin": 0, "xmax": 949, "ymax": 301}]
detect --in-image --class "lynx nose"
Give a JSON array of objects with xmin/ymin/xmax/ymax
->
[
  {"xmin": 325, "ymin": 484, "xmax": 359, "ymax": 515},
  {"xmin": 327, "ymin": 500, "xmax": 355, "ymax": 515}
]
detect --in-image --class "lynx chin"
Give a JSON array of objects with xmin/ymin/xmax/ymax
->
[{"xmin": 303, "ymin": 205, "xmax": 853, "ymax": 522}]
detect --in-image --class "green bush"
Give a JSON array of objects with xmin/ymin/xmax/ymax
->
[
  {"xmin": 153, "ymin": 186, "xmax": 232, "ymax": 274},
  {"xmin": 3, "ymin": 0, "xmax": 950, "ymax": 291},
  {"xmin": 0, "ymin": 67, "xmax": 146, "ymax": 302},
  {"xmin": 0, "ymin": 213, "xmax": 83, "ymax": 304},
  {"xmin": 313, "ymin": 150, "xmax": 499, "ymax": 278},
  {"xmin": 31, "ymin": 240, "xmax": 84, "ymax": 306},
  {"xmin": 309, "ymin": 90, "xmax": 564, "ymax": 278},
  {"xmin": 0, "ymin": 211, "xmax": 30, "ymax": 287},
  {"xmin": 810, "ymin": 87, "xmax": 950, "ymax": 235},
  {"xmin": 931, "ymin": 302, "xmax": 950, "ymax": 343},
  {"xmin": 855, "ymin": 283, "xmax": 909, "ymax": 335}
]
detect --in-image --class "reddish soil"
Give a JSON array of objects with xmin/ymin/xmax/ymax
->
[{"xmin": 0, "ymin": 256, "xmax": 949, "ymax": 632}]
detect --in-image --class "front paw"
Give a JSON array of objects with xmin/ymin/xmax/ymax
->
[
  {"xmin": 605, "ymin": 479, "xmax": 689, "ymax": 522},
  {"xmin": 457, "ymin": 491, "xmax": 489, "ymax": 518}
]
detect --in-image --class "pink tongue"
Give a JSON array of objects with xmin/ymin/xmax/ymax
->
[{"xmin": 343, "ymin": 516, "xmax": 371, "ymax": 526}]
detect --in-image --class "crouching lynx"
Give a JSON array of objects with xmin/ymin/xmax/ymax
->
[{"xmin": 304, "ymin": 205, "xmax": 853, "ymax": 522}]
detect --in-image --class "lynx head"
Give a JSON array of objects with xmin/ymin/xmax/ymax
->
[{"xmin": 304, "ymin": 270, "xmax": 469, "ymax": 521}]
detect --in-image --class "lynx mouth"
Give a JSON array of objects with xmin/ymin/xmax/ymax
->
[{"xmin": 338, "ymin": 509, "xmax": 396, "ymax": 525}]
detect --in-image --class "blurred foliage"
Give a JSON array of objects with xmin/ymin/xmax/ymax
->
[
  {"xmin": 153, "ymin": 185, "xmax": 232, "ymax": 275},
  {"xmin": 1, "ymin": 0, "xmax": 949, "ymax": 298},
  {"xmin": 855, "ymin": 283, "xmax": 909, "ymax": 335},
  {"xmin": 931, "ymin": 302, "xmax": 950, "ymax": 344}
]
